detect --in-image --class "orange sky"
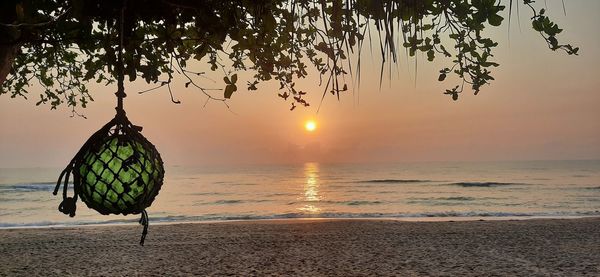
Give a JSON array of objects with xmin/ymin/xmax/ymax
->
[{"xmin": 1, "ymin": 0, "xmax": 599, "ymax": 168}]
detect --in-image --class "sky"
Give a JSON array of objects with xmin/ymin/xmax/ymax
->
[{"xmin": 1, "ymin": 0, "xmax": 599, "ymax": 168}]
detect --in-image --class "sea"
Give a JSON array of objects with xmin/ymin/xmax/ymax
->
[{"xmin": 1, "ymin": 160, "xmax": 599, "ymax": 228}]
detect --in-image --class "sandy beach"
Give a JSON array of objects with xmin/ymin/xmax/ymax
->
[{"xmin": 1, "ymin": 218, "xmax": 599, "ymax": 276}]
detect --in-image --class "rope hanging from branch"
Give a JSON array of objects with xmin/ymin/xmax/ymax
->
[{"xmin": 54, "ymin": 1, "xmax": 164, "ymax": 246}]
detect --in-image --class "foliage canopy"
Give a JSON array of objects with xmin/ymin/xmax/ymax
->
[{"xmin": 0, "ymin": 0, "xmax": 577, "ymax": 112}]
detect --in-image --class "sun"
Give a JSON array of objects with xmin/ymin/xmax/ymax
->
[{"xmin": 305, "ymin": 120, "xmax": 317, "ymax": 132}]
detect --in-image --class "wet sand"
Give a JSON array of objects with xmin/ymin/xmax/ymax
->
[{"xmin": 1, "ymin": 218, "xmax": 599, "ymax": 276}]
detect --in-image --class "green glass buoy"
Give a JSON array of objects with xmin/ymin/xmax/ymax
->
[
  {"xmin": 76, "ymin": 132, "xmax": 163, "ymax": 216},
  {"xmin": 54, "ymin": 110, "xmax": 165, "ymax": 245},
  {"xmin": 74, "ymin": 131, "xmax": 164, "ymax": 215}
]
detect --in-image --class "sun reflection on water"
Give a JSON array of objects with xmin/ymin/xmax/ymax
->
[{"xmin": 298, "ymin": 162, "xmax": 322, "ymax": 213}]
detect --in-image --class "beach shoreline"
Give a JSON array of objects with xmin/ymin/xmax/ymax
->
[
  {"xmin": 3, "ymin": 214, "xmax": 599, "ymax": 230},
  {"xmin": 1, "ymin": 217, "xmax": 598, "ymax": 276}
]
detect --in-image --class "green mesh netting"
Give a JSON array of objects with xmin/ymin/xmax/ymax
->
[
  {"xmin": 55, "ymin": 113, "xmax": 164, "ymax": 245},
  {"xmin": 76, "ymin": 134, "xmax": 163, "ymax": 215}
]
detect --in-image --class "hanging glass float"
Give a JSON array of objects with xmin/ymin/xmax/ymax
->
[
  {"xmin": 53, "ymin": 5, "xmax": 163, "ymax": 245},
  {"xmin": 54, "ymin": 109, "xmax": 164, "ymax": 245}
]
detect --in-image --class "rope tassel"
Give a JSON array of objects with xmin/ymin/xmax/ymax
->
[
  {"xmin": 54, "ymin": 163, "xmax": 78, "ymax": 217},
  {"xmin": 139, "ymin": 210, "xmax": 149, "ymax": 246}
]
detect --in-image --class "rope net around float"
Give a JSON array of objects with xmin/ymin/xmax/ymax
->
[
  {"xmin": 77, "ymin": 120, "xmax": 163, "ymax": 216},
  {"xmin": 54, "ymin": 112, "xmax": 164, "ymax": 245}
]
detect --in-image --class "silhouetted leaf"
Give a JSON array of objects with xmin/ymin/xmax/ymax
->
[
  {"xmin": 438, "ymin": 73, "xmax": 446, "ymax": 82},
  {"xmin": 224, "ymin": 84, "xmax": 237, "ymax": 99}
]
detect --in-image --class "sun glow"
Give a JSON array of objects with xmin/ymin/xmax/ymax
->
[{"xmin": 305, "ymin": 120, "xmax": 317, "ymax": 132}]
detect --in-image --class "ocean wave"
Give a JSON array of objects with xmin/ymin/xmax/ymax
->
[
  {"xmin": 0, "ymin": 218, "xmax": 139, "ymax": 228},
  {"xmin": 194, "ymin": 199, "xmax": 273, "ymax": 205},
  {"xmin": 404, "ymin": 196, "xmax": 516, "ymax": 206},
  {"xmin": 344, "ymin": 200, "xmax": 384, "ymax": 206},
  {"xmin": 0, "ymin": 182, "xmax": 60, "ymax": 192},
  {"xmin": 446, "ymin": 182, "xmax": 525, "ymax": 188},
  {"xmin": 433, "ymin": 196, "xmax": 477, "ymax": 201},
  {"xmin": 215, "ymin": 200, "xmax": 244, "ymax": 204},
  {"xmin": 285, "ymin": 200, "xmax": 386, "ymax": 206},
  {"xmin": 359, "ymin": 179, "xmax": 432, "ymax": 184},
  {"xmin": 264, "ymin": 193, "xmax": 298, "ymax": 197}
]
